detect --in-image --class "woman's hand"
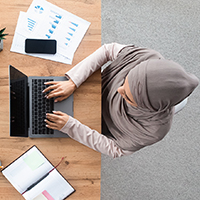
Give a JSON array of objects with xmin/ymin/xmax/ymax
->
[
  {"xmin": 43, "ymin": 79, "xmax": 76, "ymax": 102},
  {"xmin": 45, "ymin": 111, "xmax": 69, "ymax": 130}
]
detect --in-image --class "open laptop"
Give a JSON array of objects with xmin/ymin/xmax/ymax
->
[{"xmin": 9, "ymin": 65, "xmax": 73, "ymax": 138}]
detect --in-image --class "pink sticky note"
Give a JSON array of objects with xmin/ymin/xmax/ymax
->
[{"xmin": 42, "ymin": 190, "xmax": 54, "ymax": 200}]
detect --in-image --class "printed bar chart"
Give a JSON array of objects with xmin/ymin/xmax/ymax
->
[{"xmin": 27, "ymin": 18, "xmax": 36, "ymax": 31}]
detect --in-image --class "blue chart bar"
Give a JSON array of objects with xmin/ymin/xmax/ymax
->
[
  {"xmin": 70, "ymin": 21, "xmax": 78, "ymax": 27},
  {"xmin": 66, "ymin": 37, "xmax": 70, "ymax": 41},
  {"xmin": 49, "ymin": 29, "xmax": 54, "ymax": 34},
  {"xmin": 52, "ymin": 24, "xmax": 56, "ymax": 29},
  {"xmin": 65, "ymin": 43, "xmax": 68, "ymax": 46},
  {"xmin": 28, "ymin": 18, "xmax": 36, "ymax": 31},
  {"xmin": 68, "ymin": 32, "xmax": 73, "ymax": 36},
  {"xmin": 46, "ymin": 34, "xmax": 51, "ymax": 38},
  {"xmin": 69, "ymin": 27, "xmax": 76, "ymax": 32},
  {"xmin": 54, "ymin": 20, "xmax": 59, "ymax": 24},
  {"xmin": 56, "ymin": 14, "xmax": 62, "ymax": 19},
  {"xmin": 50, "ymin": 10, "xmax": 62, "ymax": 19}
]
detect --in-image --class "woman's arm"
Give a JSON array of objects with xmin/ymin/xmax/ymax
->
[
  {"xmin": 43, "ymin": 43, "xmax": 125, "ymax": 101},
  {"xmin": 45, "ymin": 111, "xmax": 133, "ymax": 158},
  {"xmin": 66, "ymin": 43, "xmax": 126, "ymax": 88},
  {"xmin": 60, "ymin": 116, "xmax": 134, "ymax": 158}
]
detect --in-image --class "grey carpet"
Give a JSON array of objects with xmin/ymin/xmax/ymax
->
[{"xmin": 101, "ymin": 1, "xmax": 200, "ymax": 199}]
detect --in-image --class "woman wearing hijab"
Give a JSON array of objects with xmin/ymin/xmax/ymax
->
[{"xmin": 43, "ymin": 43, "xmax": 199, "ymax": 158}]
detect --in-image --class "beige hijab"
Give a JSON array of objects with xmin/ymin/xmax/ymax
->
[{"xmin": 102, "ymin": 46, "xmax": 199, "ymax": 152}]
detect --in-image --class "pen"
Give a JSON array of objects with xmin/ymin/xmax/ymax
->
[
  {"xmin": 27, "ymin": 172, "xmax": 49, "ymax": 191},
  {"xmin": 22, "ymin": 172, "xmax": 50, "ymax": 195}
]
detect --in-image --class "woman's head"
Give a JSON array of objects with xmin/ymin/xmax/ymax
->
[
  {"xmin": 127, "ymin": 59, "xmax": 199, "ymax": 111},
  {"xmin": 102, "ymin": 45, "xmax": 199, "ymax": 152}
]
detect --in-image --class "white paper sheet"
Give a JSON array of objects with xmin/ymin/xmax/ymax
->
[
  {"xmin": 11, "ymin": 15, "xmax": 72, "ymax": 65},
  {"xmin": 11, "ymin": 0, "xmax": 90, "ymax": 64}
]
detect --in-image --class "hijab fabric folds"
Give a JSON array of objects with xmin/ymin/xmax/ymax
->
[{"xmin": 102, "ymin": 46, "xmax": 199, "ymax": 152}]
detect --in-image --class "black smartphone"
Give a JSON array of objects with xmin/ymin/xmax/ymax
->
[{"xmin": 25, "ymin": 39, "xmax": 57, "ymax": 54}]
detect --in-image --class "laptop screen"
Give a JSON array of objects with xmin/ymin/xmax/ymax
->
[{"xmin": 9, "ymin": 65, "xmax": 29, "ymax": 137}]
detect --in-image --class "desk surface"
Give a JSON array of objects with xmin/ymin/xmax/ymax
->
[{"xmin": 0, "ymin": 0, "xmax": 101, "ymax": 199}]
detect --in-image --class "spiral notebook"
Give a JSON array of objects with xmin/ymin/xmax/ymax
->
[{"xmin": 1, "ymin": 146, "xmax": 75, "ymax": 200}]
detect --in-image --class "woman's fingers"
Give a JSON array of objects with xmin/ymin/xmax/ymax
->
[
  {"xmin": 46, "ymin": 91, "xmax": 62, "ymax": 99},
  {"xmin": 43, "ymin": 81, "xmax": 58, "ymax": 93},
  {"xmin": 46, "ymin": 112, "xmax": 62, "ymax": 121},
  {"xmin": 45, "ymin": 111, "xmax": 69, "ymax": 130},
  {"xmin": 43, "ymin": 84, "xmax": 63, "ymax": 100},
  {"xmin": 43, "ymin": 80, "xmax": 75, "ymax": 102},
  {"xmin": 52, "ymin": 111, "xmax": 64, "ymax": 115},
  {"xmin": 45, "ymin": 114, "xmax": 61, "ymax": 130},
  {"xmin": 44, "ymin": 81, "xmax": 59, "ymax": 85},
  {"xmin": 45, "ymin": 119, "xmax": 58, "ymax": 129}
]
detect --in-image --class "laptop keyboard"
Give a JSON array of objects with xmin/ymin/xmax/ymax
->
[{"xmin": 32, "ymin": 79, "xmax": 54, "ymax": 135}]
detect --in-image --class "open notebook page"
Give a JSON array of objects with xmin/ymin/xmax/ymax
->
[
  {"xmin": 2, "ymin": 146, "xmax": 53, "ymax": 194},
  {"xmin": 23, "ymin": 169, "xmax": 74, "ymax": 200}
]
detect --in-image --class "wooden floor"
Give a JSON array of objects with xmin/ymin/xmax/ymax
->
[{"xmin": 0, "ymin": 0, "xmax": 101, "ymax": 199}]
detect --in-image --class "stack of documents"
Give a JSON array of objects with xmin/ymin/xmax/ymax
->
[{"xmin": 11, "ymin": 0, "xmax": 90, "ymax": 64}]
